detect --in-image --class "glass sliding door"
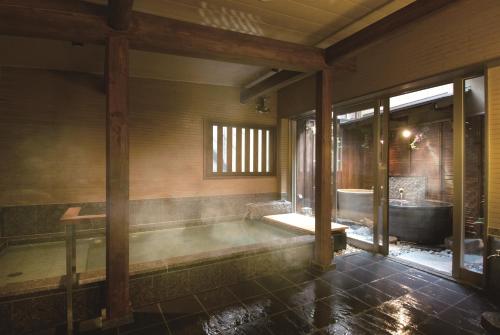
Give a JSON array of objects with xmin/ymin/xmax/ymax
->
[
  {"xmin": 454, "ymin": 75, "xmax": 487, "ymax": 285},
  {"xmin": 334, "ymin": 101, "xmax": 381, "ymax": 251}
]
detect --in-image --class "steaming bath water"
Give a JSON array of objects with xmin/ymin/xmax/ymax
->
[{"xmin": 0, "ymin": 220, "xmax": 299, "ymax": 286}]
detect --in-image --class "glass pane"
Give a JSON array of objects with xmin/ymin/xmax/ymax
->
[
  {"xmin": 295, "ymin": 119, "xmax": 315, "ymax": 215},
  {"xmin": 242, "ymin": 128, "xmax": 246, "ymax": 172},
  {"xmin": 266, "ymin": 130, "xmax": 270, "ymax": 173},
  {"xmin": 336, "ymin": 107, "xmax": 375, "ymax": 244},
  {"xmin": 212, "ymin": 125, "xmax": 218, "ymax": 172},
  {"xmin": 232, "ymin": 128, "xmax": 237, "ymax": 172},
  {"xmin": 249, "ymin": 129, "xmax": 254, "ymax": 172},
  {"xmin": 222, "ymin": 126, "xmax": 228, "ymax": 172},
  {"xmin": 388, "ymin": 83, "xmax": 454, "ymax": 275},
  {"xmin": 258, "ymin": 129, "xmax": 262, "ymax": 173},
  {"xmin": 462, "ymin": 76, "xmax": 486, "ymax": 274}
]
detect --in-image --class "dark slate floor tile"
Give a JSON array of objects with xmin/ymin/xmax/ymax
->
[
  {"xmin": 343, "ymin": 268, "xmax": 380, "ymax": 284},
  {"xmin": 159, "ymin": 295, "xmax": 205, "ymax": 321},
  {"xmin": 318, "ymin": 271, "xmax": 364, "ymax": 291},
  {"xmin": 196, "ymin": 287, "xmax": 239, "ymax": 311},
  {"xmin": 380, "ymin": 259, "xmax": 411, "ymax": 272},
  {"xmin": 167, "ymin": 312, "xmax": 210, "ymax": 335},
  {"xmin": 438, "ymin": 306, "xmax": 485, "ymax": 334},
  {"xmin": 124, "ymin": 323, "xmax": 169, "ymax": 335},
  {"xmin": 119, "ymin": 303, "xmax": 165, "ymax": 334},
  {"xmin": 399, "ymin": 291, "xmax": 449, "ymax": 317},
  {"xmin": 255, "ymin": 274, "xmax": 295, "ymax": 292},
  {"xmin": 388, "ymin": 272, "xmax": 430, "ymax": 290},
  {"xmin": 230, "ymin": 321, "xmax": 274, "ymax": 335},
  {"xmin": 346, "ymin": 284, "xmax": 393, "ymax": 308},
  {"xmin": 242, "ymin": 294, "xmax": 288, "ymax": 317},
  {"xmin": 282, "ymin": 269, "xmax": 317, "ymax": 284},
  {"xmin": 343, "ymin": 254, "xmax": 377, "ymax": 267},
  {"xmin": 434, "ymin": 278, "xmax": 477, "ymax": 296},
  {"xmin": 206, "ymin": 303, "xmax": 257, "ymax": 332},
  {"xmin": 319, "ymin": 317, "xmax": 372, "ymax": 335},
  {"xmin": 299, "ymin": 279, "xmax": 337, "ymax": 300},
  {"xmin": 377, "ymin": 298, "xmax": 432, "ymax": 327},
  {"xmin": 455, "ymin": 293, "xmax": 500, "ymax": 317},
  {"xmin": 417, "ymin": 316, "xmax": 474, "ymax": 335},
  {"xmin": 266, "ymin": 310, "xmax": 316, "ymax": 335},
  {"xmin": 272, "ymin": 282, "xmax": 325, "ymax": 308},
  {"xmin": 332, "ymin": 259, "xmax": 360, "ymax": 272},
  {"xmin": 419, "ymin": 283, "xmax": 469, "ymax": 305},
  {"xmin": 293, "ymin": 291, "xmax": 370, "ymax": 329},
  {"xmin": 353, "ymin": 308, "xmax": 416, "ymax": 335},
  {"xmin": 227, "ymin": 280, "xmax": 268, "ymax": 300},
  {"xmin": 368, "ymin": 278, "xmax": 411, "ymax": 298},
  {"xmin": 406, "ymin": 268, "xmax": 442, "ymax": 283},
  {"xmin": 364, "ymin": 262, "xmax": 403, "ymax": 278}
]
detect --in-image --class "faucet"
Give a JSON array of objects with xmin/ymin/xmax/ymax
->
[
  {"xmin": 488, "ymin": 250, "xmax": 500, "ymax": 260},
  {"xmin": 399, "ymin": 188, "xmax": 404, "ymax": 200}
]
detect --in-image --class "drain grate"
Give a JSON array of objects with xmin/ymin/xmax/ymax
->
[{"xmin": 7, "ymin": 272, "xmax": 23, "ymax": 278}]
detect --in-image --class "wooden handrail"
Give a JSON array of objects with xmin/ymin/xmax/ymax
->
[{"xmin": 60, "ymin": 207, "xmax": 106, "ymax": 224}]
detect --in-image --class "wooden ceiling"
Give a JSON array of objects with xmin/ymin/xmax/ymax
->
[
  {"xmin": 86, "ymin": 0, "xmax": 394, "ymax": 45},
  {"xmin": 0, "ymin": 0, "xmax": 415, "ymax": 88}
]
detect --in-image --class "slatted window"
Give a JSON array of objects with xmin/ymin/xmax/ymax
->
[{"xmin": 206, "ymin": 122, "xmax": 276, "ymax": 177}]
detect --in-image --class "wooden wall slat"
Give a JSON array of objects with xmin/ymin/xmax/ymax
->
[
  {"xmin": 245, "ymin": 128, "xmax": 250, "ymax": 173},
  {"xmin": 262, "ymin": 129, "xmax": 268, "ymax": 174},
  {"xmin": 269, "ymin": 129, "xmax": 275, "ymax": 175},
  {"xmin": 217, "ymin": 125, "xmax": 223, "ymax": 174},
  {"xmin": 253, "ymin": 128, "xmax": 259, "ymax": 175},
  {"xmin": 236, "ymin": 127, "xmax": 242, "ymax": 173},
  {"xmin": 227, "ymin": 126, "xmax": 233, "ymax": 173}
]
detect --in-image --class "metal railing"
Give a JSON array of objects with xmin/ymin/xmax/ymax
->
[{"xmin": 60, "ymin": 207, "xmax": 106, "ymax": 335}]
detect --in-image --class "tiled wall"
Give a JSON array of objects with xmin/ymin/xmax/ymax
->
[
  {"xmin": 0, "ymin": 193, "xmax": 279, "ymax": 240},
  {"xmin": 388, "ymin": 176, "xmax": 426, "ymax": 201}
]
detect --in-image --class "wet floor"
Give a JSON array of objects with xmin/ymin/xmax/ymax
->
[{"xmin": 40, "ymin": 251, "xmax": 499, "ymax": 334}]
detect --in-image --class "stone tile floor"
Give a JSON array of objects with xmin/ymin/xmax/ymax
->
[{"xmin": 39, "ymin": 251, "xmax": 499, "ymax": 334}]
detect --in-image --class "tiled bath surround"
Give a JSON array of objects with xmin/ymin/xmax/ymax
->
[
  {"xmin": 0, "ymin": 193, "xmax": 279, "ymax": 242},
  {"xmin": 388, "ymin": 176, "xmax": 427, "ymax": 201},
  {"xmin": 0, "ymin": 236, "xmax": 314, "ymax": 334}
]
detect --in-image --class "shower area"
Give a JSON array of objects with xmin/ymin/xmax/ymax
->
[{"xmin": 293, "ymin": 74, "xmax": 487, "ymax": 282}]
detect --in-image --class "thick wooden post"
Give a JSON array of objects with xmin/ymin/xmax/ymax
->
[
  {"xmin": 314, "ymin": 69, "xmax": 333, "ymax": 269},
  {"xmin": 105, "ymin": 35, "xmax": 131, "ymax": 322}
]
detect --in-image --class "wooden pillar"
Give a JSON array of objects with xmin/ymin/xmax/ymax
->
[
  {"xmin": 314, "ymin": 69, "xmax": 333, "ymax": 269},
  {"xmin": 105, "ymin": 34, "xmax": 131, "ymax": 321}
]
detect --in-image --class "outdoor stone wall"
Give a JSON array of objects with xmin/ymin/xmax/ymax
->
[{"xmin": 388, "ymin": 176, "xmax": 426, "ymax": 201}]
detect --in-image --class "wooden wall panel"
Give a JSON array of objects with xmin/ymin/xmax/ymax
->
[
  {"xmin": 488, "ymin": 63, "xmax": 500, "ymax": 229},
  {"xmin": 0, "ymin": 67, "xmax": 278, "ymax": 206}
]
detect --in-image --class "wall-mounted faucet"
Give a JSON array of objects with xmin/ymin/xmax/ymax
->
[
  {"xmin": 399, "ymin": 188, "xmax": 405, "ymax": 200},
  {"xmin": 487, "ymin": 250, "xmax": 500, "ymax": 260}
]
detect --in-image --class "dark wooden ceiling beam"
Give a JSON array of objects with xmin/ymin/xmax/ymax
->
[
  {"xmin": 108, "ymin": 0, "xmax": 134, "ymax": 30},
  {"xmin": 240, "ymin": 71, "xmax": 306, "ymax": 103},
  {"xmin": 0, "ymin": 1, "xmax": 326, "ymax": 71},
  {"xmin": 325, "ymin": 0, "xmax": 457, "ymax": 64}
]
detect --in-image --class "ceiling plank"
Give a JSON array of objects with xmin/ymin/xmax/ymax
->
[
  {"xmin": 108, "ymin": 0, "xmax": 134, "ymax": 30},
  {"xmin": 241, "ymin": 0, "xmax": 456, "ymax": 102},
  {"xmin": 0, "ymin": 0, "xmax": 327, "ymax": 71},
  {"xmin": 325, "ymin": 0, "xmax": 457, "ymax": 64}
]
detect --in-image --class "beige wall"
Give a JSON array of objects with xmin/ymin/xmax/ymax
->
[
  {"xmin": 0, "ymin": 67, "xmax": 278, "ymax": 206},
  {"xmin": 278, "ymin": 0, "xmax": 500, "ymax": 116}
]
